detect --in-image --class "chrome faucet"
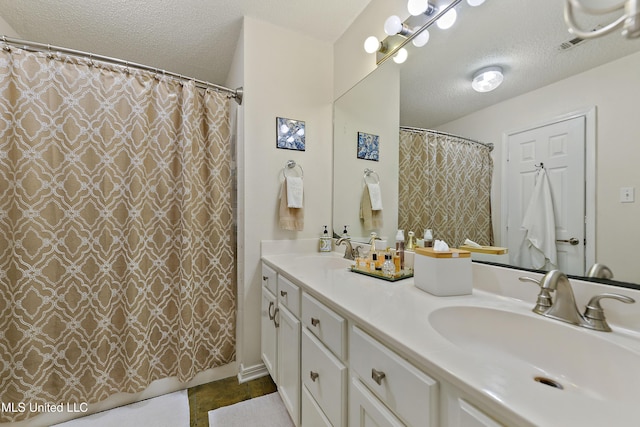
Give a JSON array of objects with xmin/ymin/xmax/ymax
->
[
  {"xmin": 519, "ymin": 270, "xmax": 635, "ymax": 332},
  {"xmin": 336, "ymin": 237, "xmax": 362, "ymax": 260}
]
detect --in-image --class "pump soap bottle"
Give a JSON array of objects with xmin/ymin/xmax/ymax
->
[
  {"xmin": 395, "ymin": 230, "xmax": 405, "ymax": 270},
  {"xmin": 319, "ymin": 226, "xmax": 332, "ymax": 252}
]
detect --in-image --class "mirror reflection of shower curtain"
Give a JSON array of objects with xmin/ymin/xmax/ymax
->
[
  {"xmin": 0, "ymin": 46, "xmax": 235, "ymax": 423},
  {"xmin": 398, "ymin": 129, "xmax": 494, "ymax": 247}
]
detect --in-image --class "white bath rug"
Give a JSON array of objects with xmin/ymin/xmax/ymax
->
[
  {"xmin": 208, "ymin": 392, "xmax": 294, "ymax": 427},
  {"xmin": 51, "ymin": 389, "xmax": 189, "ymax": 427}
]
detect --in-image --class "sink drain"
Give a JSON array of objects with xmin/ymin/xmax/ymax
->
[{"xmin": 534, "ymin": 376, "xmax": 563, "ymax": 390}]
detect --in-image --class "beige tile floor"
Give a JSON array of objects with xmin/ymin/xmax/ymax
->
[{"xmin": 188, "ymin": 375, "xmax": 277, "ymax": 427}]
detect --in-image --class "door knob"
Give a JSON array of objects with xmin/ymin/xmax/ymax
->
[{"xmin": 556, "ymin": 237, "xmax": 580, "ymax": 245}]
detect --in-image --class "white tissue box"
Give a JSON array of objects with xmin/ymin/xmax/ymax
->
[{"xmin": 414, "ymin": 247, "xmax": 472, "ymax": 296}]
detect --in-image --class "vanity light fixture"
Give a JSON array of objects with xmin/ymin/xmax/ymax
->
[
  {"xmin": 436, "ymin": 8, "xmax": 458, "ymax": 29},
  {"xmin": 467, "ymin": 0, "xmax": 485, "ymax": 6},
  {"xmin": 412, "ymin": 29, "xmax": 431, "ymax": 47},
  {"xmin": 364, "ymin": 36, "xmax": 388, "ymax": 54},
  {"xmin": 471, "ymin": 66, "xmax": 504, "ymax": 92},
  {"xmin": 393, "ymin": 48, "xmax": 409, "ymax": 64},
  {"xmin": 564, "ymin": 0, "xmax": 640, "ymax": 39},
  {"xmin": 385, "ymin": 15, "xmax": 415, "ymax": 36},
  {"xmin": 408, "ymin": 0, "xmax": 437, "ymax": 16}
]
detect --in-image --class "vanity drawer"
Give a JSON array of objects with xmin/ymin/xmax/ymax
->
[
  {"xmin": 278, "ymin": 275, "xmax": 300, "ymax": 318},
  {"xmin": 262, "ymin": 263, "xmax": 277, "ymax": 294},
  {"xmin": 302, "ymin": 292, "xmax": 346, "ymax": 360},
  {"xmin": 350, "ymin": 326, "xmax": 439, "ymax": 427},
  {"xmin": 302, "ymin": 385, "xmax": 332, "ymax": 427},
  {"xmin": 302, "ymin": 328, "xmax": 347, "ymax": 427}
]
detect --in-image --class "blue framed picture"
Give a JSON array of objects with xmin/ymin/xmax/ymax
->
[
  {"xmin": 276, "ymin": 117, "xmax": 306, "ymax": 151},
  {"xmin": 357, "ymin": 132, "xmax": 379, "ymax": 161}
]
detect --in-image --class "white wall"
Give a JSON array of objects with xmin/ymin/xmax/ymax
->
[
  {"xmin": 238, "ymin": 17, "xmax": 334, "ymax": 374},
  {"xmin": 333, "ymin": 60, "xmax": 400, "ymax": 242},
  {"xmin": 439, "ymin": 51, "xmax": 640, "ymax": 283},
  {"xmin": 0, "ymin": 13, "xmax": 20, "ymax": 37}
]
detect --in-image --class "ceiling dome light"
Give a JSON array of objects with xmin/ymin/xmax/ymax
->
[
  {"xmin": 364, "ymin": 36, "xmax": 382, "ymax": 53},
  {"xmin": 467, "ymin": 0, "xmax": 486, "ymax": 6},
  {"xmin": 437, "ymin": 8, "xmax": 458, "ymax": 29},
  {"xmin": 472, "ymin": 66, "xmax": 504, "ymax": 92},
  {"xmin": 408, "ymin": 0, "xmax": 436, "ymax": 16},
  {"xmin": 393, "ymin": 48, "xmax": 408, "ymax": 64},
  {"xmin": 412, "ymin": 28, "xmax": 431, "ymax": 47}
]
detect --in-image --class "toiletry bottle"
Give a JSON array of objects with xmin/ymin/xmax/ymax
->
[
  {"xmin": 319, "ymin": 226, "xmax": 332, "ymax": 252},
  {"xmin": 406, "ymin": 231, "xmax": 416, "ymax": 250},
  {"xmin": 395, "ymin": 230, "xmax": 405, "ymax": 270},
  {"xmin": 369, "ymin": 253, "xmax": 378, "ymax": 272},
  {"xmin": 424, "ymin": 229, "xmax": 433, "ymax": 248},
  {"xmin": 382, "ymin": 254, "xmax": 395, "ymax": 277},
  {"xmin": 392, "ymin": 249, "xmax": 401, "ymax": 273}
]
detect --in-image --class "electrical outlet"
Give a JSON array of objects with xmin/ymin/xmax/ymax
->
[{"xmin": 620, "ymin": 187, "xmax": 635, "ymax": 203}]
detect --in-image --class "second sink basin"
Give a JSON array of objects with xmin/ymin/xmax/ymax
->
[{"xmin": 429, "ymin": 305, "xmax": 640, "ymax": 402}]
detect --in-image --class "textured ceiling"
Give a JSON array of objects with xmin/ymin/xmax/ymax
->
[
  {"xmin": 398, "ymin": 0, "xmax": 640, "ymax": 128},
  {"xmin": 0, "ymin": 0, "xmax": 371, "ymax": 85}
]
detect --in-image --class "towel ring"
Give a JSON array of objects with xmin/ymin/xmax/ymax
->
[
  {"xmin": 363, "ymin": 168, "xmax": 380, "ymax": 184},
  {"xmin": 283, "ymin": 160, "xmax": 304, "ymax": 178}
]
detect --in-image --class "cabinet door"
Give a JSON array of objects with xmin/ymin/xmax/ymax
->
[
  {"xmin": 350, "ymin": 377, "xmax": 405, "ymax": 427},
  {"xmin": 277, "ymin": 305, "xmax": 301, "ymax": 426},
  {"xmin": 261, "ymin": 286, "xmax": 278, "ymax": 381}
]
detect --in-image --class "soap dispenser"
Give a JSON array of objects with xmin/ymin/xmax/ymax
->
[
  {"xmin": 342, "ymin": 225, "xmax": 350, "ymax": 238},
  {"xmin": 319, "ymin": 226, "xmax": 332, "ymax": 252}
]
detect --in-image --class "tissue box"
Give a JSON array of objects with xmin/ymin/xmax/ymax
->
[
  {"xmin": 414, "ymin": 247, "xmax": 472, "ymax": 296},
  {"xmin": 458, "ymin": 245, "xmax": 509, "ymax": 264}
]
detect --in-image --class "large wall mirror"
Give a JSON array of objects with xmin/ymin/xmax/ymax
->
[{"xmin": 333, "ymin": 0, "xmax": 640, "ymax": 286}]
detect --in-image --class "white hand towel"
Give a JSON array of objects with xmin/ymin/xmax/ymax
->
[
  {"xmin": 286, "ymin": 176, "xmax": 304, "ymax": 208},
  {"xmin": 520, "ymin": 168, "xmax": 557, "ymax": 269},
  {"xmin": 367, "ymin": 183, "xmax": 383, "ymax": 211}
]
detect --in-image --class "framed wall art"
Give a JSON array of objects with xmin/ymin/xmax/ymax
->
[
  {"xmin": 357, "ymin": 131, "xmax": 379, "ymax": 161},
  {"xmin": 276, "ymin": 117, "xmax": 306, "ymax": 151}
]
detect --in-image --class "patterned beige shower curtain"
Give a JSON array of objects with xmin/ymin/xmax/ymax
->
[
  {"xmin": 0, "ymin": 47, "xmax": 236, "ymax": 423},
  {"xmin": 399, "ymin": 128, "xmax": 494, "ymax": 247}
]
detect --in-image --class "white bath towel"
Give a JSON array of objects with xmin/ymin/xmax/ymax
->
[
  {"xmin": 367, "ymin": 182, "xmax": 383, "ymax": 210},
  {"xmin": 286, "ymin": 176, "xmax": 304, "ymax": 208},
  {"xmin": 519, "ymin": 168, "xmax": 557, "ymax": 270}
]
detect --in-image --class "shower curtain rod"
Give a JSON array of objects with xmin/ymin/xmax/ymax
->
[
  {"xmin": 1, "ymin": 35, "xmax": 243, "ymax": 105},
  {"xmin": 401, "ymin": 126, "xmax": 494, "ymax": 151}
]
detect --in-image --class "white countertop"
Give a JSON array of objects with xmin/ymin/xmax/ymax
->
[{"xmin": 261, "ymin": 242, "xmax": 640, "ymax": 427}]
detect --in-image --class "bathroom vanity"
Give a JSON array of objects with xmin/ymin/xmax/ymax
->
[{"xmin": 261, "ymin": 239, "xmax": 640, "ymax": 427}]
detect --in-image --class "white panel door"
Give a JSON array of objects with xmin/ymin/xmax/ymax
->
[{"xmin": 506, "ymin": 116, "xmax": 586, "ymax": 275}]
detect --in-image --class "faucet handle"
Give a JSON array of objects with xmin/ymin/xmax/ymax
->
[
  {"xmin": 583, "ymin": 293, "xmax": 635, "ymax": 332},
  {"xmin": 519, "ymin": 276, "xmax": 553, "ymax": 314}
]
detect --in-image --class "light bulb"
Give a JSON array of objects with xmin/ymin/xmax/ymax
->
[
  {"xmin": 408, "ymin": 0, "xmax": 430, "ymax": 16},
  {"xmin": 364, "ymin": 36, "xmax": 381, "ymax": 53},
  {"xmin": 412, "ymin": 28, "xmax": 430, "ymax": 47},
  {"xmin": 472, "ymin": 66, "xmax": 504, "ymax": 92},
  {"xmin": 437, "ymin": 8, "xmax": 457, "ymax": 29},
  {"xmin": 393, "ymin": 48, "xmax": 408, "ymax": 64},
  {"xmin": 384, "ymin": 15, "xmax": 403, "ymax": 35},
  {"xmin": 467, "ymin": 0, "xmax": 485, "ymax": 6}
]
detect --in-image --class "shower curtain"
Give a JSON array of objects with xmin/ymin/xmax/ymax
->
[
  {"xmin": 399, "ymin": 128, "xmax": 494, "ymax": 247},
  {"xmin": 0, "ymin": 46, "xmax": 236, "ymax": 422}
]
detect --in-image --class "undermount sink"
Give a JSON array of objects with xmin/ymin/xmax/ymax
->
[
  {"xmin": 429, "ymin": 305, "xmax": 640, "ymax": 402},
  {"xmin": 292, "ymin": 255, "xmax": 354, "ymax": 270}
]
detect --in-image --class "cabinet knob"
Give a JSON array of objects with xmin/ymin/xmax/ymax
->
[
  {"xmin": 310, "ymin": 371, "xmax": 319, "ymax": 382},
  {"xmin": 280, "ymin": 290, "xmax": 288, "ymax": 297},
  {"xmin": 311, "ymin": 317, "xmax": 320, "ymax": 327},
  {"xmin": 371, "ymin": 368, "xmax": 386, "ymax": 385},
  {"xmin": 262, "ymin": 275, "xmax": 268, "ymax": 281}
]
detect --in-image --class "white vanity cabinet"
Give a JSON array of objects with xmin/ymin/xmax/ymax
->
[
  {"xmin": 301, "ymin": 292, "xmax": 347, "ymax": 427},
  {"xmin": 350, "ymin": 326, "xmax": 439, "ymax": 427},
  {"xmin": 260, "ymin": 263, "xmax": 301, "ymax": 426}
]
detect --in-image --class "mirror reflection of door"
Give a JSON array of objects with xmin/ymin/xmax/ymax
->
[{"xmin": 506, "ymin": 116, "xmax": 586, "ymax": 275}]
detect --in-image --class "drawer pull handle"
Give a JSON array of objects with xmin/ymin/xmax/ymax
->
[
  {"xmin": 273, "ymin": 307, "xmax": 280, "ymax": 328},
  {"xmin": 268, "ymin": 301, "xmax": 275, "ymax": 320},
  {"xmin": 310, "ymin": 371, "xmax": 319, "ymax": 382},
  {"xmin": 262, "ymin": 275, "xmax": 268, "ymax": 281},
  {"xmin": 371, "ymin": 368, "xmax": 386, "ymax": 385},
  {"xmin": 280, "ymin": 290, "xmax": 288, "ymax": 297},
  {"xmin": 311, "ymin": 317, "xmax": 320, "ymax": 327}
]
